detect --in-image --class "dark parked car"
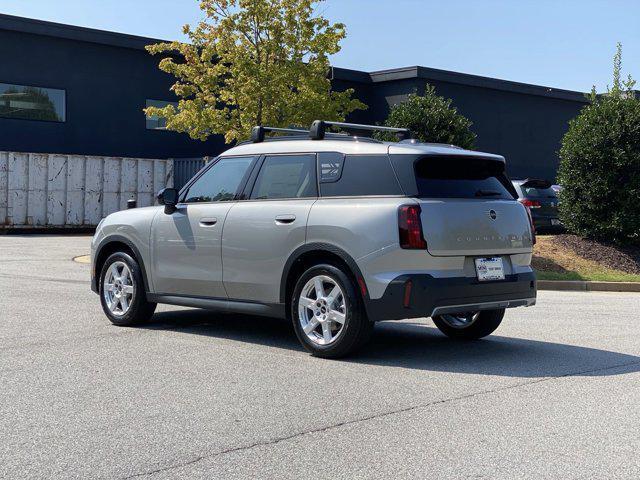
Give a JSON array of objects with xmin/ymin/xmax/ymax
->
[{"xmin": 512, "ymin": 179, "xmax": 563, "ymax": 232}]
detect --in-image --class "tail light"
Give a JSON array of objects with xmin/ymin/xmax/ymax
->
[
  {"xmin": 398, "ymin": 205, "xmax": 427, "ymax": 249},
  {"xmin": 524, "ymin": 205, "xmax": 537, "ymax": 245},
  {"xmin": 519, "ymin": 199, "xmax": 541, "ymax": 209}
]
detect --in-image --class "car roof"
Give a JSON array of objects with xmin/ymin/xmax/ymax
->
[
  {"xmin": 512, "ymin": 178, "xmax": 554, "ymax": 187},
  {"xmin": 221, "ymin": 138, "xmax": 506, "ymax": 163}
]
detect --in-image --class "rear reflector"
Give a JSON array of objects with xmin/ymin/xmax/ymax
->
[
  {"xmin": 403, "ymin": 279, "xmax": 413, "ymax": 308},
  {"xmin": 398, "ymin": 205, "xmax": 427, "ymax": 249},
  {"xmin": 357, "ymin": 275, "xmax": 368, "ymax": 297}
]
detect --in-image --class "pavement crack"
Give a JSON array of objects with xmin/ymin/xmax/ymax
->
[{"xmin": 123, "ymin": 358, "xmax": 640, "ymax": 478}]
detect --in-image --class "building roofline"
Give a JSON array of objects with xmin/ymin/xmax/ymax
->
[
  {"xmin": 0, "ymin": 13, "xmax": 592, "ymax": 102},
  {"xmin": 0, "ymin": 13, "xmax": 164, "ymax": 50},
  {"xmin": 368, "ymin": 66, "xmax": 589, "ymax": 103},
  {"xmin": 331, "ymin": 66, "xmax": 372, "ymax": 84}
]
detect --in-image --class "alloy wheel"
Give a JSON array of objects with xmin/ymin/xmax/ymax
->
[
  {"xmin": 298, "ymin": 275, "xmax": 347, "ymax": 346},
  {"xmin": 103, "ymin": 261, "xmax": 135, "ymax": 316}
]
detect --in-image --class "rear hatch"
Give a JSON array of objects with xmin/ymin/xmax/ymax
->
[
  {"xmin": 410, "ymin": 155, "xmax": 533, "ymax": 256},
  {"xmin": 519, "ymin": 179, "xmax": 559, "ymax": 219}
]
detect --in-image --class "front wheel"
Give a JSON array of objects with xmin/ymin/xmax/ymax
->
[
  {"xmin": 432, "ymin": 308, "xmax": 505, "ymax": 340},
  {"xmin": 291, "ymin": 264, "xmax": 373, "ymax": 359},
  {"xmin": 99, "ymin": 252, "xmax": 156, "ymax": 326}
]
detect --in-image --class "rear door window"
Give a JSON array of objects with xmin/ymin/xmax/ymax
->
[
  {"xmin": 250, "ymin": 154, "xmax": 317, "ymax": 199},
  {"xmin": 414, "ymin": 156, "xmax": 513, "ymax": 199}
]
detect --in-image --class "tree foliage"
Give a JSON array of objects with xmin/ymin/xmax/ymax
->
[
  {"xmin": 145, "ymin": 0, "xmax": 365, "ymax": 143},
  {"xmin": 376, "ymin": 84, "xmax": 476, "ymax": 149},
  {"xmin": 558, "ymin": 43, "xmax": 640, "ymax": 245}
]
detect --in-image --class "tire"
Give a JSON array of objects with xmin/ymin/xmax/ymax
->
[
  {"xmin": 99, "ymin": 251, "xmax": 156, "ymax": 326},
  {"xmin": 291, "ymin": 264, "xmax": 373, "ymax": 359},
  {"xmin": 432, "ymin": 308, "xmax": 505, "ymax": 340}
]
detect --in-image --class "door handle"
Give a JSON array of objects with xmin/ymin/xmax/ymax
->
[
  {"xmin": 275, "ymin": 214, "xmax": 296, "ymax": 225},
  {"xmin": 199, "ymin": 217, "xmax": 218, "ymax": 227}
]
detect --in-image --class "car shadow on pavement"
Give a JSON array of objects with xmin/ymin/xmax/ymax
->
[{"xmin": 146, "ymin": 309, "xmax": 640, "ymax": 378}]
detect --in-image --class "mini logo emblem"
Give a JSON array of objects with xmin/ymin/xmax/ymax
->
[{"xmin": 489, "ymin": 209, "xmax": 497, "ymax": 220}]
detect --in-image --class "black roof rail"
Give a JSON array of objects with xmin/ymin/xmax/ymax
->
[
  {"xmin": 309, "ymin": 120, "xmax": 411, "ymax": 141},
  {"xmin": 250, "ymin": 126, "xmax": 308, "ymax": 143}
]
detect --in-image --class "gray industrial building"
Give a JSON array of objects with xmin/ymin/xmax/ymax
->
[{"xmin": 1, "ymin": 13, "xmax": 592, "ymax": 183}]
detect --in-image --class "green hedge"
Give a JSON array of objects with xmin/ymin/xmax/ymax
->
[{"xmin": 558, "ymin": 46, "xmax": 640, "ymax": 246}]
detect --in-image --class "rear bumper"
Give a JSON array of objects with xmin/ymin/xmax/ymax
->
[
  {"xmin": 532, "ymin": 216, "xmax": 563, "ymax": 229},
  {"xmin": 364, "ymin": 271, "xmax": 536, "ymax": 322}
]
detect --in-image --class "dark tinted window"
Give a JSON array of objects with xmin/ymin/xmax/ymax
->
[
  {"xmin": 0, "ymin": 83, "xmax": 65, "ymax": 122},
  {"xmin": 522, "ymin": 186, "xmax": 557, "ymax": 198},
  {"xmin": 183, "ymin": 156, "xmax": 254, "ymax": 203},
  {"xmin": 320, "ymin": 155, "xmax": 402, "ymax": 197},
  {"xmin": 414, "ymin": 156, "xmax": 513, "ymax": 199},
  {"xmin": 251, "ymin": 155, "xmax": 317, "ymax": 199}
]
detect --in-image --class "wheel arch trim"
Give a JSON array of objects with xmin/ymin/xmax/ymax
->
[
  {"xmin": 279, "ymin": 242, "xmax": 368, "ymax": 305},
  {"xmin": 93, "ymin": 235, "xmax": 151, "ymax": 294}
]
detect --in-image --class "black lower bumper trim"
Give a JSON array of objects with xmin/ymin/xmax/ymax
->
[{"xmin": 365, "ymin": 272, "xmax": 537, "ymax": 322}]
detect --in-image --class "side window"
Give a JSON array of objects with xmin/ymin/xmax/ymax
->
[
  {"xmin": 320, "ymin": 155, "xmax": 403, "ymax": 197},
  {"xmin": 250, "ymin": 154, "xmax": 317, "ymax": 200},
  {"xmin": 182, "ymin": 156, "xmax": 255, "ymax": 203}
]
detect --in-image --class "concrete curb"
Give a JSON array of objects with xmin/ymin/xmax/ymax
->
[{"xmin": 537, "ymin": 280, "xmax": 640, "ymax": 292}]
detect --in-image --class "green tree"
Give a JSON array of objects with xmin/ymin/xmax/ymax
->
[
  {"xmin": 376, "ymin": 84, "xmax": 476, "ymax": 149},
  {"xmin": 558, "ymin": 43, "xmax": 640, "ymax": 245},
  {"xmin": 145, "ymin": 0, "xmax": 365, "ymax": 144}
]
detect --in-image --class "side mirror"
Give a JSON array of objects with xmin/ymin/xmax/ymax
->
[{"xmin": 157, "ymin": 188, "xmax": 179, "ymax": 214}]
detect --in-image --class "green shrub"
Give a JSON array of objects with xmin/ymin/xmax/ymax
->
[
  {"xmin": 376, "ymin": 84, "xmax": 476, "ymax": 149},
  {"xmin": 558, "ymin": 44, "xmax": 640, "ymax": 245}
]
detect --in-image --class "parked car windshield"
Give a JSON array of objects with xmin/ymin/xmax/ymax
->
[{"xmin": 414, "ymin": 156, "xmax": 514, "ymax": 199}]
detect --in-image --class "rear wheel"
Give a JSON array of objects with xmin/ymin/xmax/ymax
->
[
  {"xmin": 291, "ymin": 264, "xmax": 373, "ymax": 358},
  {"xmin": 99, "ymin": 252, "xmax": 156, "ymax": 326},
  {"xmin": 432, "ymin": 308, "xmax": 505, "ymax": 340}
]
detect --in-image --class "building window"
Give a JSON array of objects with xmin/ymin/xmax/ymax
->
[
  {"xmin": 0, "ymin": 83, "xmax": 66, "ymax": 122},
  {"xmin": 146, "ymin": 99, "xmax": 177, "ymax": 130}
]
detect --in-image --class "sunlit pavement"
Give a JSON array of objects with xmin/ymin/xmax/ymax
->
[{"xmin": 1, "ymin": 235, "xmax": 639, "ymax": 479}]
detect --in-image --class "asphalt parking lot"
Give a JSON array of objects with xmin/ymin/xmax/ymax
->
[{"xmin": 1, "ymin": 234, "xmax": 639, "ymax": 479}]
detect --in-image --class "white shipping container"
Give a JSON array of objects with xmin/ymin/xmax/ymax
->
[{"xmin": 0, "ymin": 152, "xmax": 173, "ymax": 229}]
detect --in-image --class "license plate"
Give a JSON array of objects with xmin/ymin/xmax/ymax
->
[
  {"xmin": 475, "ymin": 257, "xmax": 505, "ymax": 281},
  {"xmin": 551, "ymin": 218, "xmax": 562, "ymax": 226}
]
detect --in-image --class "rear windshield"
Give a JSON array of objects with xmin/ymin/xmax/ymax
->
[
  {"xmin": 521, "ymin": 186, "xmax": 557, "ymax": 198},
  {"xmin": 414, "ymin": 157, "xmax": 514, "ymax": 200}
]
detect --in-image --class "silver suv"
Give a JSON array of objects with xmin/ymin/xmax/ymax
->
[{"xmin": 91, "ymin": 121, "xmax": 537, "ymax": 358}]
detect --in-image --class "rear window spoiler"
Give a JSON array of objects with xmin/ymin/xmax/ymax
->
[{"xmin": 521, "ymin": 178, "xmax": 552, "ymax": 189}]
